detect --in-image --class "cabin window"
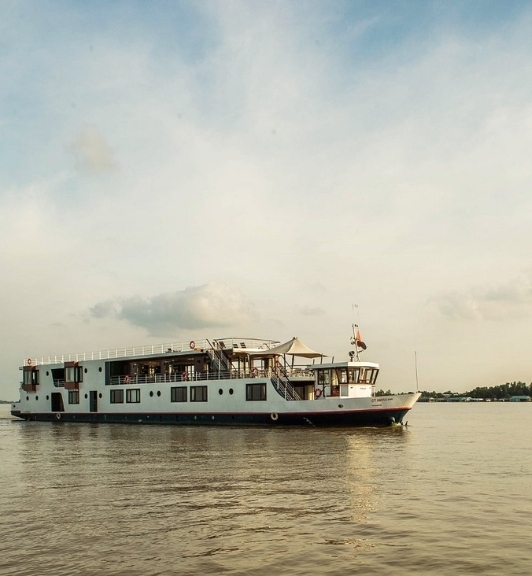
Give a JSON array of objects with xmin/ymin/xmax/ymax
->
[
  {"xmin": 246, "ymin": 383, "xmax": 266, "ymax": 401},
  {"xmin": 190, "ymin": 386, "xmax": 207, "ymax": 402},
  {"xmin": 68, "ymin": 390, "xmax": 80, "ymax": 404},
  {"xmin": 65, "ymin": 365, "xmax": 83, "ymax": 384},
  {"xmin": 23, "ymin": 368, "xmax": 39, "ymax": 386},
  {"xmin": 126, "ymin": 389, "xmax": 141, "ymax": 403},
  {"xmin": 110, "ymin": 389, "xmax": 124, "ymax": 403},
  {"xmin": 51, "ymin": 368, "xmax": 65, "ymax": 387},
  {"xmin": 171, "ymin": 386, "xmax": 187, "ymax": 402}
]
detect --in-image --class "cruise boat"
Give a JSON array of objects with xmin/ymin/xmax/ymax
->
[{"xmin": 11, "ymin": 333, "xmax": 420, "ymax": 426}]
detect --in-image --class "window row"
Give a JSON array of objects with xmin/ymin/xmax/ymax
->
[
  {"xmin": 67, "ymin": 384, "xmax": 268, "ymax": 405},
  {"xmin": 104, "ymin": 384, "xmax": 266, "ymax": 404}
]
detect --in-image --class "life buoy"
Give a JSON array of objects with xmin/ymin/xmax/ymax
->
[
  {"xmin": 190, "ymin": 341, "xmax": 195, "ymax": 349},
  {"xmin": 315, "ymin": 388, "xmax": 322, "ymax": 399},
  {"xmin": 55, "ymin": 412, "xmax": 61, "ymax": 420},
  {"xmin": 251, "ymin": 367, "xmax": 259, "ymax": 377},
  {"xmin": 27, "ymin": 358, "xmax": 32, "ymax": 366},
  {"xmin": 124, "ymin": 375, "xmax": 131, "ymax": 384},
  {"xmin": 270, "ymin": 413, "xmax": 278, "ymax": 421}
]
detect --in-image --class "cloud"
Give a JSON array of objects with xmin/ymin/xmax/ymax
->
[
  {"xmin": 432, "ymin": 276, "xmax": 532, "ymax": 321},
  {"xmin": 90, "ymin": 282, "xmax": 255, "ymax": 335},
  {"xmin": 71, "ymin": 125, "xmax": 117, "ymax": 174}
]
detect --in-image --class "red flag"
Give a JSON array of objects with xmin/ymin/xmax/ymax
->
[{"xmin": 356, "ymin": 329, "xmax": 367, "ymax": 350}]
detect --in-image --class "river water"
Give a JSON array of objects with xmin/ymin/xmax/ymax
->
[{"xmin": 1, "ymin": 402, "xmax": 531, "ymax": 575}]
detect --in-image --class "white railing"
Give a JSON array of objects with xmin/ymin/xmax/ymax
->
[
  {"xmin": 23, "ymin": 337, "xmax": 289, "ymax": 367},
  {"xmin": 24, "ymin": 339, "xmax": 211, "ymax": 367},
  {"xmin": 108, "ymin": 367, "xmax": 315, "ymax": 386}
]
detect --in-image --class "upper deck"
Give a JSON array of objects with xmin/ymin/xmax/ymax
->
[{"xmin": 23, "ymin": 337, "xmax": 282, "ymax": 367}]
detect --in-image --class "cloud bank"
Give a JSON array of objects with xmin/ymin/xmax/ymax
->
[{"xmin": 90, "ymin": 282, "xmax": 255, "ymax": 336}]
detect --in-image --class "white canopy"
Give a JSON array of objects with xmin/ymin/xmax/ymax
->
[{"xmin": 257, "ymin": 337, "xmax": 325, "ymax": 358}]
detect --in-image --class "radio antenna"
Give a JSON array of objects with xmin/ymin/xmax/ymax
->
[{"xmin": 414, "ymin": 351, "xmax": 419, "ymax": 392}]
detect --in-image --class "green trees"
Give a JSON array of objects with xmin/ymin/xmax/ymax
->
[
  {"xmin": 419, "ymin": 381, "xmax": 532, "ymax": 400},
  {"xmin": 465, "ymin": 381, "xmax": 531, "ymax": 400}
]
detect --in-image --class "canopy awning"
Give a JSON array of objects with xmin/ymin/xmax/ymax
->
[{"xmin": 254, "ymin": 337, "xmax": 325, "ymax": 358}]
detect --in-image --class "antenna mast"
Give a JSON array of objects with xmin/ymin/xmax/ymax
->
[
  {"xmin": 351, "ymin": 303, "xmax": 360, "ymax": 361},
  {"xmin": 414, "ymin": 351, "xmax": 419, "ymax": 392}
]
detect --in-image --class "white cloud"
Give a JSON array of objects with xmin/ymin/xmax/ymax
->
[{"xmin": 91, "ymin": 282, "xmax": 256, "ymax": 336}]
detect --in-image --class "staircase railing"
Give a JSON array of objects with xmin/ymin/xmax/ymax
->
[
  {"xmin": 270, "ymin": 360, "xmax": 302, "ymax": 401},
  {"xmin": 206, "ymin": 340, "xmax": 232, "ymax": 379}
]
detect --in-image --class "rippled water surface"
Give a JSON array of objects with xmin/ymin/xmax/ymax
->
[{"xmin": 1, "ymin": 402, "xmax": 531, "ymax": 575}]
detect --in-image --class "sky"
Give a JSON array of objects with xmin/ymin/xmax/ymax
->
[{"xmin": 2, "ymin": 0, "xmax": 532, "ymax": 399}]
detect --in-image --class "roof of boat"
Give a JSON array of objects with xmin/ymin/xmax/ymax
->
[{"xmin": 310, "ymin": 361, "xmax": 379, "ymax": 370}]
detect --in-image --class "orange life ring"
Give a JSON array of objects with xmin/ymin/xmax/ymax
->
[
  {"xmin": 27, "ymin": 358, "xmax": 32, "ymax": 366},
  {"xmin": 190, "ymin": 341, "xmax": 195, "ymax": 349},
  {"xmin": 315, "ymin": 388, "xmax": 322, "ymax": 399}
]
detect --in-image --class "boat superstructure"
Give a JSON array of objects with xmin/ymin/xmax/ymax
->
[{"xmin": 11, "ymin": 335, "xmax": 420, "ymax": 426}]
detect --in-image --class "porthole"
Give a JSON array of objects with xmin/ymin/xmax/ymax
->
[
  {"xmin": 219, "ymin": 389, "xmax": 223, "ymax": 395},
  {"xmin": 98, "ymin": 393, "xmax": 102, "ymax": 398},
  {"xmin": 157, "ymin": 391, "xmax": 161, "ymax": 397},
  {"xmin": 84, "ymin": 368, "xmax": 88, "ymax": 373},
  {"xmin": 149, "ymin": 391, "xmax": 154, "ymax": 397},
  {"xmin": 26, "ymin": 396, "xmax": 29, "ymax": 401},
  {"xmin": 229, "ymin": 388, "xmax": 234, "ymax": 395},
  {"xmin": 35, "ymin": 396, "xmax": 39, "ymax": 401},
  {"xmin": 84, "ymin": 394, "xmax": 88, "ymax": 399},
  {"xmin": 99, "ymin": 367, "xmax": 102, "ymax": 372},
  {"xmin": 46, "ymin": 371, "xmax": 49, "ymax": 376}
]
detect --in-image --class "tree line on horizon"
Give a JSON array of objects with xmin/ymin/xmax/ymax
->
[{"xmin": 416, "ymin": 381, "xmax": 532, "ymax": 400}]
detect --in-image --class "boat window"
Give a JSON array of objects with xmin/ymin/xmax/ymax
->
[
  {"xmin": 171, "ymin": 386, "xmax": 187, "ymax": 402},
  {"xmin": 68, "ymin": 390, "xmax": 80, "ymax": 404},
  {"xmin": 126, "ymin": 389, "xmax": 141, "ymax": 403},
  {"xmin": 358, "ymin": 368, "xmax": 378, "ymax": 384},
  {"xmin": 349, "ymin": 368, "xmax": 360, "ymax": 383},
  {"xmin": 190, "ymin": 386, "xmax": 208, "ymax": 402},
  {"xmin": 65, "ymin": 365, "xmax": 83, "ymax": 384},
  {"xmin": 23, "ymin": 368, "xmax": 39, "ymax": 386},
  {"xmin": 51, "ymin": 368, "xmax": 65, "ymax": 387},
  {"xmin": 110, "ymin": 389, "xmax": 124, "ymax": 403},
  {"xmin": 246, "ymin": 383, "xmax": 266, "ymax": 401},
  {"xmin": 317, "ymin": 370, "xmax": 330, "ymax": 385}
]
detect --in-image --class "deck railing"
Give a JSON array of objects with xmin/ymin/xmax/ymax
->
[
  {"xmin": 108, "ymin": 367, "xmax": 314, "ymax": 386},
  {"xmin": 23, "ymin": 337, "xmax": 282, "ymax": 367}
]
